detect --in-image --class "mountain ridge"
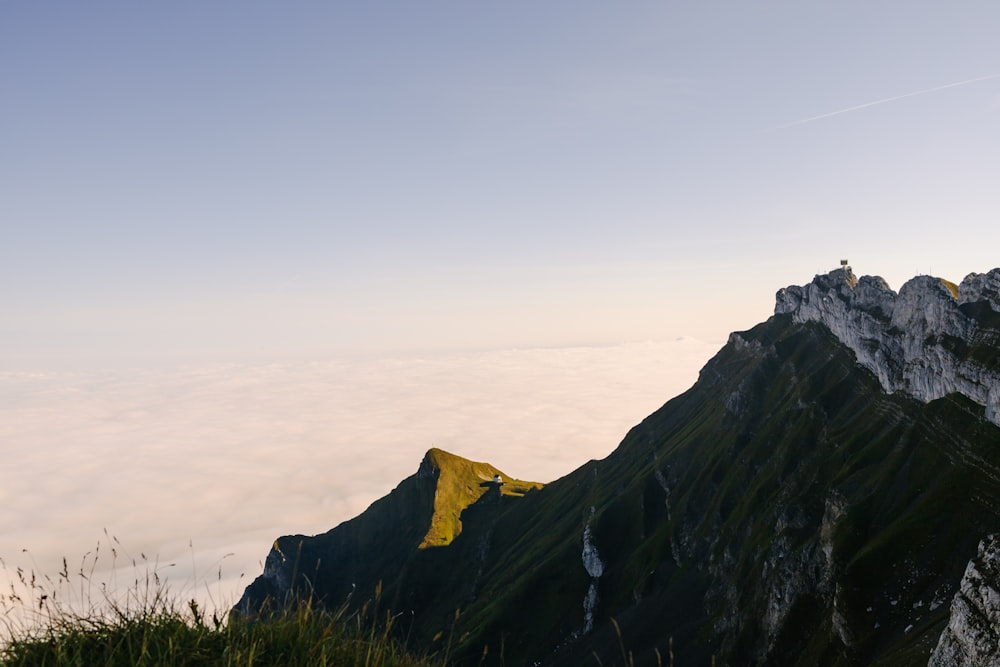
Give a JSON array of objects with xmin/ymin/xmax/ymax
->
[
  {"xmin": 232, "ymin": 448, "xmax": 542, "ymax": 620},
  {"xmin": 776, "ymin": 265, "xmax": 1000, "ymax": 423},
  {"xmin": 235, "ymin": 266, "xmax": 1000, "ymax": 666}
]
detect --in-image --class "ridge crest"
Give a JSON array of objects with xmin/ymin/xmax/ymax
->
[{"xmin": 775, "ymin": 266, "xmax": 1000, "ymax": 424}]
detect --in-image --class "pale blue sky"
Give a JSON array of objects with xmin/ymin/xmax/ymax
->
[{"xmin": 3, "ymin": 2, "xmax": 1000, "ymax": 368}]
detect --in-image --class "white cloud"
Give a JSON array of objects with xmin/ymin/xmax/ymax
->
[{"xmin": 0, "ymin": 338, "xmax": 717, "ymax": 625}]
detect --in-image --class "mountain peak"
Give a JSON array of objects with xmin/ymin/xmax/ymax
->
[
  {"xmin": 233, "ymin": 448, "xmax": 542, "ymax": 620},
  {"xmin": 416, "ymin": 447, "xmax": 542, "ymax": 548},
  {"xmin": 774, "ymin": 266, "xmax": 1000, "ymax": 424},
  {"xmin": 417, "ymin": 447, "xmax": 476, "ymax": 479}
]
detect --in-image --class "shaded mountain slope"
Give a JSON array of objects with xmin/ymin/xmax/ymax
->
[
  {"xmin": 543, "ymin": 318, "xmax": 1000, "ymax": 666},
  {"xmin": 233, "ymin": 448, "xmax": 542, "ymax": 623},
  {"xmin": 431, "ymin": 316, "xmax": 1000, "ymax": 666},
  {"xmin": 235, "ymin": 268, "xmax": 1000, "ymax": 666}
]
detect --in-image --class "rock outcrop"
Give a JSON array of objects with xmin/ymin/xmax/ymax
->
[
  {"xmin": 581, "ymin": 506, "xmax": 605, "ymax": 634},
  {"xmin": 775, "ymin": 266, "xmax": 1000, "ymax": 424},
  {"xmin": 929, "ymin": 535, "xmax": 1000, "ymax": 667}
]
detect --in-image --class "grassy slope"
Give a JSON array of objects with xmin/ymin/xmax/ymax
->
[
  {"xmin": 233, "ymin": 448, "xmax": 544, "ymax": 657},
  {"xmin": 435, "ymin": 315, "xmax": 1000, "ymax": 666},
  {"xmin": 419, "ymin": 448, "xmax": 542, "ymax": 549}
]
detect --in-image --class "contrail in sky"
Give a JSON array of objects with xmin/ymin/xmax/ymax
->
[{"xmin": 775, "ymin": 73, "xmax": 1000, "ymax": 130}]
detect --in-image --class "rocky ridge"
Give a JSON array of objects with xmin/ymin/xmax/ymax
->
[{"xmin": 775, "ymin": 266, "xmax": 1000, "ymax": 424}]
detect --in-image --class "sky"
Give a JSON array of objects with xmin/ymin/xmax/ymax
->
[
  {"xmin": 3, "ymin": 2, "xmax": 999, "ymax": 368},
  {"xmin": 2, "ymin": 1, "xmax": 1000, "ymax": 623}
]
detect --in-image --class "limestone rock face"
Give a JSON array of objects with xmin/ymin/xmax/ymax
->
[
  {"xmin": 929, "ymin": 535, "xmax": 1000, "ymax": 667},
  {"xmin": 960, "ymin": 269, "xmax": 1000, "ymax": 313},
  {"xmin": 775, "ymin": 266, "xmax": 1000, "ymax": 424}
]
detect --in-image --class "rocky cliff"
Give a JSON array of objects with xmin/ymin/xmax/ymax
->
[
  {"xmin": 235, "ymin": 266, "xmax": 1000, "ymax": 667},
  {"xmin": 930, "ymin": 534, "xmax": 1000, "ymax": 667},
  {"xmin": 775, "ymin": 266, "xmax": 1000, "ymax": 424}
]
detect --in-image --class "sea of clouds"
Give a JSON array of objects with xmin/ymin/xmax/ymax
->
[{"xmin": 0, "ymin": 338, "xmax": 718, "ymax": 623}]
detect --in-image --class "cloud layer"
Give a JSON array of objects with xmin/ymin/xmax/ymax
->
[{"xmin": 1, "ymin": 338, "xmax": 718, "ymax": 620}]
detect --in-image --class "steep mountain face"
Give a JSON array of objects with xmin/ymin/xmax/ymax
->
[
  {"xmin": 232, "ymin": 448, "xmax": 542, "ymax": 619},
  {"xmin": 235, "ymin": 267, "xmax": 1000, "ymax": 667}
]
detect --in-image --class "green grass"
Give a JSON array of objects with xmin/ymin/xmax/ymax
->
[
  {"xmin": 419, "ymin": 448, "xmax": 543, "ymax": 549},
  {"xmin": 1, "ymin": 547, "xmax": 443, "ymax": 667},
  {"xmin": 2, "ymin": 601, "xmax": 440, "ymax": 667}
]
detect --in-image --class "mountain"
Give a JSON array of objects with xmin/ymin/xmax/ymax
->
[
  {"xmin": 234, "ymin": 266, "xmax": 1000, "ymax": 666},
  {"xmin": 233, "ymin": 447, "xmax": 542, "ymax": 621}
]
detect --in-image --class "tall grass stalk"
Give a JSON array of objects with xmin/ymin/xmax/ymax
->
[{"xmin": 1, "ymin": 540, "xmax": 439, "ymax": 667}]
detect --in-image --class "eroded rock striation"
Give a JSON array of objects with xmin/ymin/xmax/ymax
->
[{"xmin": 775, "ymin": 266, "xmax": 1000, "ymax": 424}]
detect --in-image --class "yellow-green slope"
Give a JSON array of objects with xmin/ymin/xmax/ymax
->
[{"xmin": 418, "ymin": 447, "xmax": 542, "ymax": 548}]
